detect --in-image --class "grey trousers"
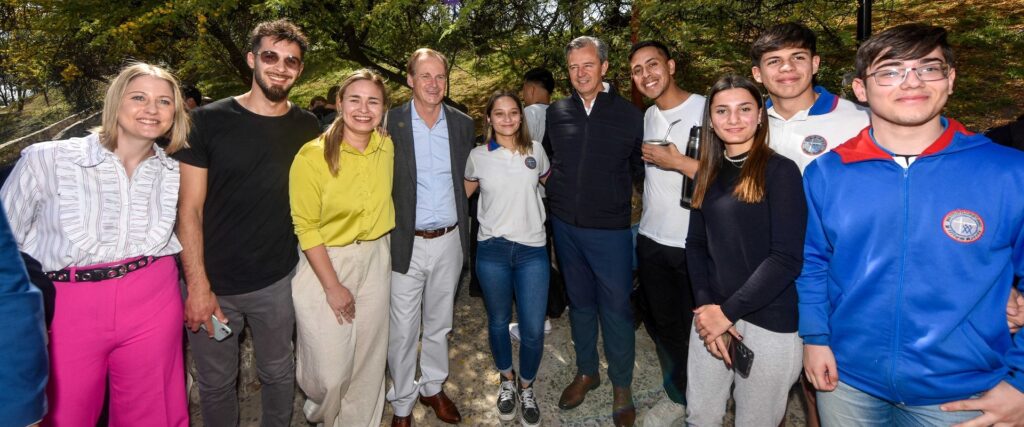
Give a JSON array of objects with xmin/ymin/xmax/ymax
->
[
  {"xmin": 685, "ymin": 319, "xmax": 802, "ymax": 427},
  {"xmin": 386, "ymin": 228, "xmax": 464, "ymax": 416},
  {"xmin": 187, "ymin": 270, "xmax": 297, "ymax": 427}
]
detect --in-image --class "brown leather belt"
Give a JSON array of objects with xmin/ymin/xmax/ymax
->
[{"xmin": 414, "ymin": 225, "xmax": 457, "ymax": 239}]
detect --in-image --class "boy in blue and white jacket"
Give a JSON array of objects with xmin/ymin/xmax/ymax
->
[{"xmin": 798, "ymin": 24, "xmax": 1024, "ymax": 426}]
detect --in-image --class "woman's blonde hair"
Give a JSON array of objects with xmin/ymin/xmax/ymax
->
[
  {"xmin": 322, "ymin": 69, "xmax": 390, "ymax": 176},
  {"xmin": 96, "ymin": 62, "xmax": 190, "ymax": 154}
]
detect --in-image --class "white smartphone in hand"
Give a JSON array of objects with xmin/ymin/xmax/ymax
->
[{"xmin": 199, "ymin": 315, "xmax": 232, "ymax": 341}]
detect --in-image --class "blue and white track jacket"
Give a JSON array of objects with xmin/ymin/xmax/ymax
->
[{"xmin": 798, "ymin": 118, "xmax": 1024, "ymax": 405}]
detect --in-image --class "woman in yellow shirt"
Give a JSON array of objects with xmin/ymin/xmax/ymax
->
[{"xmin": 289, "ymin": 69, "xmax": 395, "ymax": 427}]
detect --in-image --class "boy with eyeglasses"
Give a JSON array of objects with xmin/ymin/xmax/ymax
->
[{"xmin": 798, "ymin": 23, "xmax": 1024, "ymax": 426}]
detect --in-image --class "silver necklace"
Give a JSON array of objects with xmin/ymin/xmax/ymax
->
[{"xmin": 724, "ymin": 151, "xmax": 748, "ymax": 166}]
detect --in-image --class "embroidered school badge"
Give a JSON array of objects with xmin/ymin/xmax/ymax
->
[
  {"xmin": 525, "ymin": 156, "xmax": 537, "ymax": 169},
  {"xmin": 943, "ymin": 209, "xmax": 984, "ymax": 243},
  {"xmin": 801, "ymin": 135, "xmax": 828, "ymax": 156}
]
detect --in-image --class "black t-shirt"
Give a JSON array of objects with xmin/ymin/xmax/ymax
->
[
  {"xmin": 685, "ymin": 153, "xmax": 807, "ymax": 333},
  {"xmin": 173, "ymin": 97, "xmax": 320, "ymax": 295}
]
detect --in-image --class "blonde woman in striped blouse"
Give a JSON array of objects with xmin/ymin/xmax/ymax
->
[{"xmin": 0, "ymin": 62, "xmax": 190, "ymax": 427}]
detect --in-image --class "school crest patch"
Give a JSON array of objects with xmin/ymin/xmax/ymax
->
[
  {"xmin": 801, "ymin": 135, "xmax": 828, "ymax": 156},
  {"xmin": 943, "ymin": 209, "xmax": 984, "ymax": 243}
]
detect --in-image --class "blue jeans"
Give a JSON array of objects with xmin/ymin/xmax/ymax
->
[
  {"xmin": 818, "ymin": 381, "xmax": 982, "ymax": 427},
  {"xmin": 551, "ymin": 217, "xmax": 635, "ymax": 387},
  {"xmin": 475, "ymin": 237, "xmax": 550, "ymax": 382}
]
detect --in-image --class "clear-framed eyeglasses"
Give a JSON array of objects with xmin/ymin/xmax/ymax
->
[{"xmin": 865, "ymin": 63, "xmax": 951, "ymax": 86}]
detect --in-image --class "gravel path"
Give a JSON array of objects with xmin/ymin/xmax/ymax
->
[{"xmin": 188, "ymin": 273, "xmax": 809, "ymax": 426}]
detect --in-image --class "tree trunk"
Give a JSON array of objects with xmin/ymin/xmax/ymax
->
[
  {"xmin": 16, "ymin": 87, "xmax": 26, "ymax": 111},
  {"xmin": 206, "ymin": 21, "xmax": 252, "ymax": 87}
]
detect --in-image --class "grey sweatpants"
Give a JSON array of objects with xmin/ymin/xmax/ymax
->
[{"xmin": 685, "ymin": 319, "xmax": 802, "ymax": 427}]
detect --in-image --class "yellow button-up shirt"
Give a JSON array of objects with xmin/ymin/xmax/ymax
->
[{"xmin": 289, "ymin": 131, "xmax": 395, "ymax": 250}]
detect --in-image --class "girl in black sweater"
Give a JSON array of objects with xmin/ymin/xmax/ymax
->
[{"xmin": 684, "ymin": 75, "xmax": 807, "ymax": 426}]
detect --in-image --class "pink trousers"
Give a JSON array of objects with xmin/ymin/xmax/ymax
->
[{"xmin": 43, "ymin": 256, "xmax": 187, "ymax": 427}]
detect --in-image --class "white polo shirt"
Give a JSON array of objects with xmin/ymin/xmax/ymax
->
[
  {"xmin": 767, "ymin": 86, "xmax": 870, "ymax": 173},
  {"xmin": 638, "ymin": 94, "xmax": 706, "ymax": 249},
  {"xmin": 465, "ymin": 140, "xmax": 550, "ymax": 247}
]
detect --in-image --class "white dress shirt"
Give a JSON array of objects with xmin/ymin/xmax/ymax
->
[{"xmin": 1, "ymin": 133, "xmax": 181, "ymax": 271}]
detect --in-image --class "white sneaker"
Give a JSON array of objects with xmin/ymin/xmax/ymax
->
[
  {"xmin": 641, "ymin": 395, "xmax": 686, "ymax": 427},
  {"xmin": 544, "ymin": 319, "xmax": 552, "ymax": 334}
]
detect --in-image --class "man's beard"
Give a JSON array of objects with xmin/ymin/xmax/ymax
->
[{"xmin": 254, "ymin": 71, "xmax": 292, "ymax": 102}]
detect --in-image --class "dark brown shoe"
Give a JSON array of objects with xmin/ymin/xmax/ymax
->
[
  {"xmin": 612, "ymin": 386, "xmax": 636, "ymax": 427},
  {"xmin": 391, "ymin": 414, "xmax": 412, "ymax": 427},
  {"xmin": 558, "ymin": 373, "xmax": 601, "ymax": 410},
  {"xmin": 419, "ymin": 390, "xmax": 462, "ymax": 424}
]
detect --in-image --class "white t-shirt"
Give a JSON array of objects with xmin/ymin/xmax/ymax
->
[
  {"xmin": 465, "ymin": 140, "xmax": 550, "ymax": 247},
  {"xmin": 638, "ymin": 94, "xmax": 706, "ymax": 248},
  {"xmin": 524, "ymin": 103, "xmax": 548, "ymax": 143},
  {"xmin": 767, "ymin": 86, "xmax": 870, "ymax": 173}
]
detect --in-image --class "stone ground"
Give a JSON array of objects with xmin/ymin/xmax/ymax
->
[{"xmin": 188, "ymin": 273, "xmax": 808, "ymax": 426}]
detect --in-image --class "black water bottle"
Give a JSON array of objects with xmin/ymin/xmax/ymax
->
[{"xmin": 680, "ymin": 126, "xmax": 701, "ymax": 209}]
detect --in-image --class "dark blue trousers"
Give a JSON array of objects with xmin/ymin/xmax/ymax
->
[{"xmin": 551, "ymin": 217, "xmax": 635, "ymax": 387}]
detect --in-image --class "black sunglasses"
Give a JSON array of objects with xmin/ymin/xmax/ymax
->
[{"xmin": 257, "ymin": 50, "xmax": 302, "ymax": 71}]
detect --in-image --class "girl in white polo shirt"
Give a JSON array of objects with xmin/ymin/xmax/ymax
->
[{"xmin": 465, "ymin": 91, "xmax": 550, "ymax": 427}]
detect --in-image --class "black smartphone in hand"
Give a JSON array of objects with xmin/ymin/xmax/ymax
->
[{"xmin": 729, "ymin": 338, "xmax": 754, "ymax": 378}]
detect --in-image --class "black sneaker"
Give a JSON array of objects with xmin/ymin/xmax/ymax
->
[
  {"xmin": 496, "ymin": 371, "xmax": 518, "ymax": 421},
  {"xmin": 519, "ymin": 382, "xmax": 540, "ymax": 427}
]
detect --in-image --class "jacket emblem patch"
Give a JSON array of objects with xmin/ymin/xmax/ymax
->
[{"xmin": 943, "ymin": 209, "xmax": 984, "ymax": 243}]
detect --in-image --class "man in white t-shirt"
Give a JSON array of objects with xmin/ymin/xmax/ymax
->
[
  {"xmin": 522, "ymin": 67, "xmax": 554, "ymax": 143},
  {"xmin": 751, "ymin": 23, "xmax": 870, "ymax": 174},
  {"xmin": 628, "ymin": 40, "xmax": 704, "ymax": 427}
]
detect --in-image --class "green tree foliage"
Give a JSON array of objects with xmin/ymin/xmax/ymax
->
[
  {"xmin": 0, "ymin": 1, "xmax": 53, "ymax": 109},
  {"xmin": 3, "ymin": 0, "xmax": 1021, "ymax": 129}
]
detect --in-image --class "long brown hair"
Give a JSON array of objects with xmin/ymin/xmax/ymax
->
[
  {"xmin": 322, "ymin": 69, "xmax": 389, "ymax": 176},
  {"xmin": 484, "ymin": 91, "xmax": 532, "ymax": 155},
  {"xmin": 690, "ymin": 74, "xmax": 772, "ymax": 208}
]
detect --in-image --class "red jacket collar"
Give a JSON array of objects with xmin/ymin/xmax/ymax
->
[{"xmin": 833, "ymin": 118, "xmax": 972, "ymax": 164}]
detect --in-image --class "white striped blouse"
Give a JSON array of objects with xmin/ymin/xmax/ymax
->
[{"xmin": 0, "ymin": 133, "xmax": 181, "ymax": 272}]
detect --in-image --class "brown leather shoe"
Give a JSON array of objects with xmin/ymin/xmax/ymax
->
[
  {"xmin": 391, "ymin": 414, "xmax": 412, "ymax": 427},
  {"xmin": 612, "ymin": 386, "xmax": 636, "ymax": 427},
  {"xmin": 558, "ymin": 373, "xmax": 601, "ymax": 410},
  {"xmin": 419, "ymin": 390, "xmax": 462, "ymax": 424}
]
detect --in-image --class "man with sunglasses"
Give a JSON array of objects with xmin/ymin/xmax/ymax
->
[
  {"xmin": 798, "ymin": 24, "xmax": 1024, "ymax": 426},
  {"xmin": 174, "ymin": 19, "xmax": 320, "ymax": 426}
]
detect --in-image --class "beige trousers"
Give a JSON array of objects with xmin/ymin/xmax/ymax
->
[{"xmin": 293, "ymin": 235, "xmax": 391, "ymax": 427}]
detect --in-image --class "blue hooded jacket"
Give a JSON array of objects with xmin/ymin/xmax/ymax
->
[{"xmin": 798, "ymin": 118, "xmax": 1024, "ymax": 405}]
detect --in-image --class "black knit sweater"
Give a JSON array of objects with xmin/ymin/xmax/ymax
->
[{"xmin": 685, "ymin": 153, "xmax": 807, "ymax": 333}]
